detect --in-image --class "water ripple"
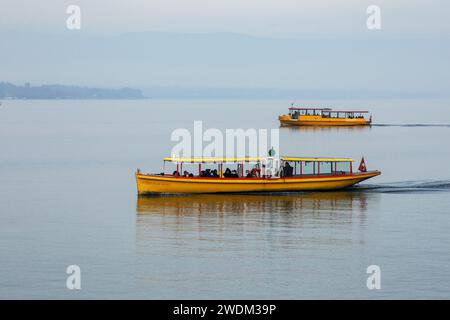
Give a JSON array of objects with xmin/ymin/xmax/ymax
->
[
  {"xmin": 354, "ymin": 180, "xmax": 450, "ymax": 193},
  {"xmin": 373, "ymin": 124, "xmax": 450, "ymax": 127}
]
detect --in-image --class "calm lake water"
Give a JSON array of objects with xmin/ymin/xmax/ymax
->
[{"xmin": 1, "ymin": 99, "xmax": 450, "ymax": 299}]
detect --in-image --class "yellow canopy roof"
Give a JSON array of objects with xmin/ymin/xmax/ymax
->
[
  {"xmin": 164, "ymin": 157, "xmax": 263, "ymax": 163},
  {"xmin": 281, "ymin": 157, "xmax": 353, "ymax": 162},
  {"xmin": 164, "ymin": 156, "xmax": 353, "ymax": 163}
]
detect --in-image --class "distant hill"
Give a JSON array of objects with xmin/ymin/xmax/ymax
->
[
  {"xmin": 1, "ymin": 31, "xmax": 449, "ymax": 99},
  {"xmin": 0, "ymin": 82, "xmax": 146, "ymax": 99}
]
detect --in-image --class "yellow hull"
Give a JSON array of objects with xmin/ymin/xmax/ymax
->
[
  {"xmin": 136, "ymin": 171, "xmax": 381, "ymax": 195},
  {"xmin": 279, "ymin": 115, "xmax": 370, "ymax": 126}
]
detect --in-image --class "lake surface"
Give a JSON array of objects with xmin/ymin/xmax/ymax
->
[{"xmin": 1, "ymin": 99, "xmax": 450, "ymax": 299}]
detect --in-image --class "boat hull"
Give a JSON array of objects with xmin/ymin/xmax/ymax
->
[
  {"xmin": 136, "ymin": 171, "xmax": 381, "ymax": 195},
  {"xmin": 279, "ymin": 115, "xmax": 370, "ymax": 126}
]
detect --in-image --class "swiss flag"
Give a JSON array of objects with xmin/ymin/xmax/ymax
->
[{"xmin": 358, "ymin": 157, "xmax": 367, "ymax": 172}]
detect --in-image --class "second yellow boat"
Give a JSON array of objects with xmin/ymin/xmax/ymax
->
[{"xmin": 279, "ymin": 106, "xmax": 372, "ymax": 126}]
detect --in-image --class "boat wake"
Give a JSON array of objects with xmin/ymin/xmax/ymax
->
[
  {"xmin": 353, "ymin": 180, "xmax": 450, "ymax": 193},
  {"xmin": 373, "ymin": 124, "xmax": 450, "ymax": 127}
]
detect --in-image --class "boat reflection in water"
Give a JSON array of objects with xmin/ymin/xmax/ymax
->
[
  {"xmin": 280, "ymin": 124, "xmax": 371, "ymax": 133},
  {"xmin": 135, "ymin": 190, "xmax": 380, "ymax": 297},
  {"xmin": 136, "ymin": 190, "xmax": 375, "ymax": 222}
]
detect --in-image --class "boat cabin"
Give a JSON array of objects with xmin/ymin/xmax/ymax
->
[
  {"xmin": 157, "ymin": 156, "xmax": 356, "ymax": 179},
  {"xmin": 281, "ymin": 157, "xmax": 355, "ymax": 177},
  {"xmin": 288, "ymin": 107, "xmax": 370, "ymax": 120}
]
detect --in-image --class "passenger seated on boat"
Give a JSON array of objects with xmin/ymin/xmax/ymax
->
[
  {"xmin": 189, "ymin": 173, "xmax": 194, "ymax": 177},
  {"xmin": 250, "ymin": 167, "xmax": 260, "ymax": 177},
  {"xmin": 283, "ymin": 162, "xmax": 294, "ymax": 177},
  {"xmin": 212, "ymin": 169, "xmax": 219, "ymax": 177},
  {"xmin": 205, "ymin": 169, "xmax": 212, "ymax": 177},
  {"xmin": 183, "ymin": 170, "xmax": 190, "ymax": 177},
  {"xmin": 173, "ymin": 170, "xmax": 180, "ymax": 177},
  {"xmin": 282, "ymin": 162, "xmax": 287, "ymax": 177},
  {"xmin": 224, "ymin": 168, "xmax": 232, "ymax": 177},
  {"xmin": 200, "ymin": 170, "xmax": 206, "ymax": 177},
  {"xmin": 246, "ymin": 170, "xmax": 253, "ymax": 178},
  {"xmin": 231, "ymin": 170, "xmax": 239, "ymax": 178}
]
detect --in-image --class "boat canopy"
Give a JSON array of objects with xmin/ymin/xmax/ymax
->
[
  {"xmin": 163, "ymin": 157, "xmax": 263, "ymax": 163},
  {"xmin": 163, "ymin": 156, "xmax": 353, "ymax": 163},
  {"xmin": 281, "ymin": 157, "xmax": 353, "ymax": 162},
  {"xmin": 325, "ymin": 110, "xmax": 370, "ymax": 113},
  {"xmin": 289, "ymin": 107, "xmax": 332, "ymax": 111},
  {"xmin": 289, "ymin": 107, "xmax": 369, "ymax": 113}
]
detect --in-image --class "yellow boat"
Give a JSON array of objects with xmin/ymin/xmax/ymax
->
[
  {"xmin": 135, "ymin": 156, "xmax": 380, "ymax": 195},
  {"xmin": 279, "ymin": 107, "xmax": 372, "ymax": 126}
]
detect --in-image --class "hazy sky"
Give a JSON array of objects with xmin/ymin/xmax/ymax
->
[
  {"xmin": 2, "ymin": 0, "xmax": 449, "ymax": 37},
  {"xmin": 1, "ymin": 1, "xmax": 449, "ymax": 95}
]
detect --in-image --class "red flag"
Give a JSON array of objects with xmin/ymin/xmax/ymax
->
[{"xmin": 358, "ymin": 157, "xmax": 367, "ymax": 172}]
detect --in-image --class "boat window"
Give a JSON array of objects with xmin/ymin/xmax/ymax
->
[
  {"xmin": 164, "ymin": 162, "xmax": 178, "ymax": 176},
  {"xmin": 335, "ymin": 162, "xmax": 351, "ymax": 174},
  {"xmin": 318, "ymin": 162, "xmax": 332, "ymax": 175},
  {"xmin": 302, "ymin": 161, "xmax": 315, "ymax": 175}
]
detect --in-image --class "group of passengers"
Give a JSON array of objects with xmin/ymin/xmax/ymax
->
[
  {"xmin": 347, "ymin": 114, "xmax": 365, "ymax": 119},
  {"xmin": 172, "ymin": 165, "xmax": 263, "ymax": 178},
  {"xmin": 200, "ymin": 169, "xmax": 219, "ymax": 177},
  {"xmin": 223, "ymin": 168, "xmax": 239, "ymax": 178},
  {"xmin": 172, "ymin": 170, "xmax": 194, "ymax": 177},
  {"xmin": 172, "ymin": 163, "xmax": 295, "ymax": 178},
  {"xmin": 171, "ymin": 169, "xmax": 220, "ymax": 178}
]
